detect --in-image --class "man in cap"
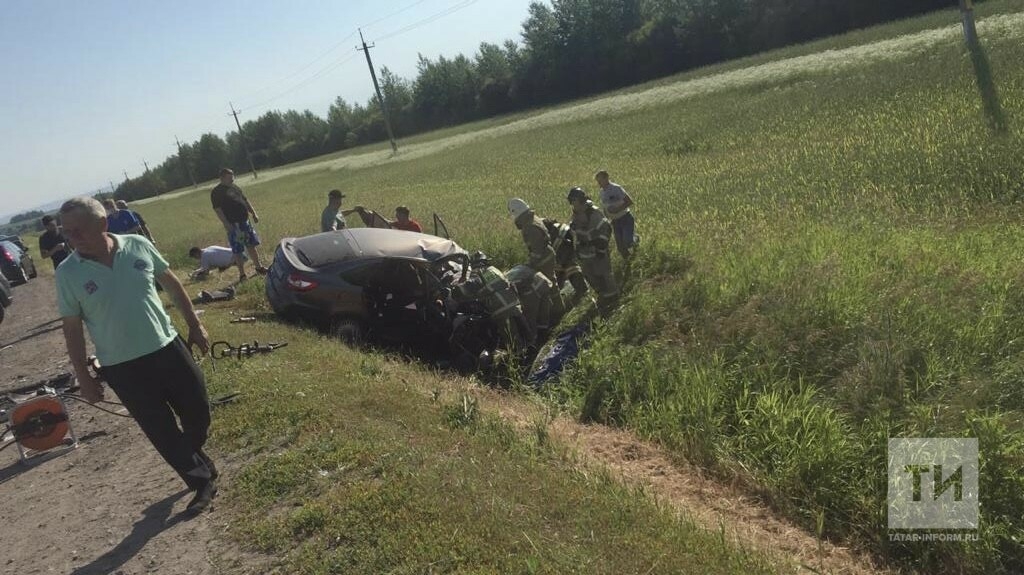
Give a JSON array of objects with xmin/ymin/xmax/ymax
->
[
  {"xmin": 56, "ymin": 196, "xmax": 217, "ymax": 515},
  {"xmin": 321, "ymin": 189, "xmax": 359, "ymax": 232},
  {"xmin": 210, "ymin": 168, "xmax": 267, "ymax": 281}
]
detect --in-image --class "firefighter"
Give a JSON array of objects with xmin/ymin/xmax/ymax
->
[
  {"xmin": 508, "ymin": 198, "xmax": 556, "ymax": 281},
  {"xmin": 543, "ymin": 217, "xmax": 587, "ymax": 298},
  {"xmin": 506, "ymin": 264, "xmax": 554, "ymax": 343},
  {"xmin": 454, "ymin": 252, "xmax": 532, "ymax": 350},
  {"xmin": 567, "ymin": 187, "xmax": 619, "ymax": 313}
]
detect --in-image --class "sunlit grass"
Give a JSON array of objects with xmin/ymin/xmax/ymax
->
[{"xmin": 135, "ymin": 3, "xmax": 1024, "ymax": 572}]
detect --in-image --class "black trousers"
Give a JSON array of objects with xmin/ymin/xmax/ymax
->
[{"xmin": 102, "ymin": 338, "xmax": 212, "ymax": 490}]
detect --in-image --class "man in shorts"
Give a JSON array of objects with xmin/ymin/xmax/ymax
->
[{"xmin": 210, "ymin": 168, "xmax": 267, "ymax": 281}]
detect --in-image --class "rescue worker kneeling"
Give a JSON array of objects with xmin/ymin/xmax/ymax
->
[
  {"xmin": 567, "ymin": 187, "xmax": 619, "ymax": 313},
  {"xmin": 454, "ymin": 253, "xmax": 533, "ymax": 351},
  {"xmin": 506, "ymin": 264, "xmax": 554, "ymax": 343}
]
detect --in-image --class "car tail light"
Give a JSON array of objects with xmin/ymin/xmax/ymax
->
[
  {"xmin": 287, "ymin": 273, "xmax": 318, "ymax": 292},
  {"xmin": 1, "ymin": 249, "xmax": 13, "ymax": 263}
]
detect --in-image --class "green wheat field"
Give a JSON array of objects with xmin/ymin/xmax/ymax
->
[{"xmin": 119, "ymin": 2, "xmax": 1024, "ymax": 572}]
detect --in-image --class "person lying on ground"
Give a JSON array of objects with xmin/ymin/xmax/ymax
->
[{"xmin": 188, "ymin": 245, "xmax": 240, "ymax": 280}]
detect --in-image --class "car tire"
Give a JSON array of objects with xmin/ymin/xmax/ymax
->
[
  {"xmin": 331, "ymin": 318, "xmax": 364, "ymax": 347},
  {"xmin": 0, "ymin": 303, "xmax": 5, "ymax": 326}
]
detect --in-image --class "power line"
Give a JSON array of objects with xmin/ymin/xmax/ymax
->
[
  {"xmin": 232, "ymin": 0, "xmax": 435, "ymax": 108},
  {"xmin": 361, "ymin": 0, "xmax": 432, "ymax": 30},
  {"xmin": 234, "ymin": 29, "xmax": 360, "ymax": 106},
  {"xmin": 374, "ymin": 0, "xmax": 481, "ymax": 43},
  {"xmin": 238, "ymin": 51, "xmax": 362, "ymax": 114}
]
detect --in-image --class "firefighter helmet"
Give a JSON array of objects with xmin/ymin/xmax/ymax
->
[{"xmin": 508, "ymin": 198, "xmax": 531, "ymax": 220}]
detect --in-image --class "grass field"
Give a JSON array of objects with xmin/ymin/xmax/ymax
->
[{"xmin": 128, "ymin": 2, "xmax": 1024, "ymax": 572}]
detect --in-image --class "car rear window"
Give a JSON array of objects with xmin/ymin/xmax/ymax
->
[{"xmin": 292, "ymin": 234, "xmax": 355, "ymax": 267}]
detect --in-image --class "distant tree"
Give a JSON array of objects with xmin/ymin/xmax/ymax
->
[
  {"xmin": 8, "ymin": 209, "xmax": 44, "ymax": 225},
  {"xmin": 325, "ymin": 97, "xmax": 356, "ymax": 151},
  {"xmin": 379, "ymin": 67, "xmax": 415, "ymax": 135},
  {"xmin": 194, "ymin": 133, "xmax": 230, "ymax": 181}
]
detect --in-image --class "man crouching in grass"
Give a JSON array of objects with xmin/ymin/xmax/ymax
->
[{"xmin": 56, "ymin": 197, "xmax": 218, "ymax": 515}]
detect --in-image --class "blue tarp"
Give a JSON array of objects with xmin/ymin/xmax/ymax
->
[{"xmin": 527, "ymin": 322, "xmax": 590, "ymax": 386}]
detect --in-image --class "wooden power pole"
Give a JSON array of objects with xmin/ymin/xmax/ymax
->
[
  {"xmin": 357, "ymin": 29, "xmax": 398, "ymax": 154},
  {"xmin": 958, "ymin": 0, "xmax": 978, "ymax": 45},
  {"xmin": 230, "ymin": 102, "xmax": 259, "ymax": 178}
]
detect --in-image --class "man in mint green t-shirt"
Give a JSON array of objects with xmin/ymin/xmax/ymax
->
[{"xmin": 57, "ymin": 197, "xmax": 217, "ymax": 516}]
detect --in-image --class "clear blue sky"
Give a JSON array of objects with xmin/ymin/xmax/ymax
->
[{"xmin": 0, "ymin": 0, "xmax": 537, "ymax": 218}]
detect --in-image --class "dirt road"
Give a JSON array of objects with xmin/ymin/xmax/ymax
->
[{"xmin": 0, "ymin": 275, "xmax": 229, "ymax": 575}]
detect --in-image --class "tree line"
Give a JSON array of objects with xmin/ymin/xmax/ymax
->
[{"xmin": 115, "ymin": 0, "xmax": 968, "ymax": 201}]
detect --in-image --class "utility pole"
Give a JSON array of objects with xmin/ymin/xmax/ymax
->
[
  {"xmin": 229, "ymin": 102, "xmax": 259, "ymax": 178},
  {"xmin": 958, "ymin": 0, "xmax": 978, "ymax": 45},
  {"xmin": 143, "ymin": 160, "xmax": 150, "ymax": 174},
  {"xmin": 109, "ymin": 181, "xmax": 116, "ymax": 194},
  {"xmin": 123, "ymin": 170, "xmax": 129, "ymax": 181},
  {"xmin": 175, "ymin": 135, "xmax": 198, "ymax": 187},
  {"xmin": 357, "ymin": 29, "xmax": 398, "ymax": 154}
]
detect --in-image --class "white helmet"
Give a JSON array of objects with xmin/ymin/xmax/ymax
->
[{"xmin": 508, "ymin": 198, "xmax": 531, "ymax": 221}]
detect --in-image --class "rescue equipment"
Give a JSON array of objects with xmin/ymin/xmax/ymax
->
[{"xmin": 5, "ymin": 393, "xmax": 78, "ymax": 464}]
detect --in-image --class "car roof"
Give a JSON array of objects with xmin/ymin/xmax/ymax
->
[{"xmin": 289, "ymin": 228, "xmax": 465, "ymax": 268}]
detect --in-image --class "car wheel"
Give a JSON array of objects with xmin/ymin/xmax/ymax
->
[
  {"xmin": 331, "ymin": 318, "xmax": 364, "ymax": 347},
  {"xmin": 0, "ymin": 303, "xmax": 5, "ymax": 325},
  {"xmin": 14, "ymin": 266, "xmax": 28, "ymax": 285}
]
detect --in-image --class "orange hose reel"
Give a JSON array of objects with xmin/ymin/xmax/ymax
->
[{"xmin": 11, "ymin": 394, "xmax": 72, "ymax": 453}]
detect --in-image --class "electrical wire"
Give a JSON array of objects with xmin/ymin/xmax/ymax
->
[
  {"xmin": 234, "ymin": 29, "xmax": 361, "ymax": 107},
  {"xmin": 238, "ymin": 51, "xmax": 362, "ymax": 114},
  {"xmin": 232, "ymin": 0, "xmax": 434, "ymax": 110},
  {"xmin": 361, "ymin": 0, "xmax": 433, "ymax": 30},
  {"xmin": 60, "ymin": 394, "xmax": 134, "ymax": 418},
  {"xmin": 373, "ymin": 0, "xmax": 481, "ymax": 43}
]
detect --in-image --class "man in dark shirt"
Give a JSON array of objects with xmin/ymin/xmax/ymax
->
[
  {"xmin": 210, "ymin": 168, "xmax": 267, "ymax": 281},
  {"xmin": 38, "ymin": 215, "xmax": 70, "ymax": 268}
]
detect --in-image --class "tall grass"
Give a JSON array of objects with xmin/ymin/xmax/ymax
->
[{"xmin": 135, "ymin": 2, "xmax": 1024, "ymax": 572}]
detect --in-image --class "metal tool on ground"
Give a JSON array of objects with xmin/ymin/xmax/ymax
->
[
  {"xmin": 210, "ymin": 340, "xmax": 288, "ymax": 360},
  {"xmin": 229, "ymin": 316, "xmax": 257, "ymax": 323}
]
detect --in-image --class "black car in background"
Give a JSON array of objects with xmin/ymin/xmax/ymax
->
[
  {"xmin": 0, "ymin": 235, "xmax": 27, "ymax": 252},
  {"xmin": 0, "ymin": 240, "xmax": 37, "ymax": 285},
  {"xmin": 266, "ymin": 228, "xmax": 472, "ymax": 348}
]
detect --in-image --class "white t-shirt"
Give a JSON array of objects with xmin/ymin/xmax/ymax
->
[
  {"xmin": 200, "ymin": 246, "xmax": 236, "ymax": 270},
  {"xmin": 599, "ymin": 182, "xmax": 631, "ymax": 220}
]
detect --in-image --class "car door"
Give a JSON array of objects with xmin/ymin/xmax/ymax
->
[{"xmin": 432, "ymin": 213, "xmax": 451, "ymax": 240}]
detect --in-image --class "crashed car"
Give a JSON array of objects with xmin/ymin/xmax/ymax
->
[{"xmin": 266, "ymin": 228, "xmax": 498, "ymax": 363}]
